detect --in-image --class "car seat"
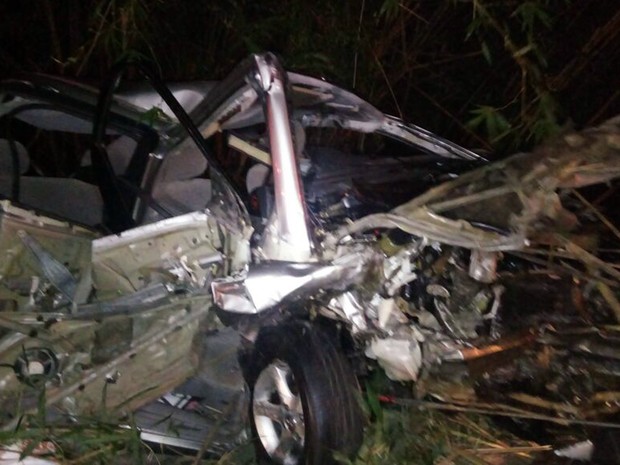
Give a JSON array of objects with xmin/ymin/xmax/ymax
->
[
  {"xmin": 0, "ymin": 139, "xmax": 104, "ymax": 226},
  {"xmin": 145, "ymin": 140, "xmax": 212, "ymax": 222}
]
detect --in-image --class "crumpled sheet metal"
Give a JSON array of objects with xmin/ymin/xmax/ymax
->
[
  {"xmin": 17, "ymin": 230, "xmax": 77, "ymax": 304},
  {"xmin": 1, "ymin": 294, "xmax": 210, "ymax": 431},
  {"xmin": 365, "ymin": 335, "xmax": 423, "ymax": 381},
  {"xmin": 211, "ymin": 274, "xmax": 256, "ymax": 314},
  {"xmin": 323, "ymin": 292, "xmax": 369, "ymax": 333},
  {"xmin": 324, "ymin": 116, "xmax": 620, "ymax": 256},
  {"xmin": 92, "ymin": 211, "xmax": 224, "ymax": 299},
  {"xmin": 388, "ymin": 116, "xmax": 620, "ymax": 240},
  {"xmin": 380, "ymin": 115, "xmax": 485, "ymax": 161},
  {"xmin": 288, "ymin": 72, "xmax": 386, "ymax": 134},
  {"xmin": 331, "ymin": 209, "xmax": 526, "ymax": 252},
  {"xmin": 213, "ymin": 248, "xmax": 380, "ymax": 313},
  {"xmin": 0, "ymin": 201, "xmax": 95, "ymax": 313}
]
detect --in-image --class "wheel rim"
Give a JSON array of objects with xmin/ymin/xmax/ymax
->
[{"xmin": 253, "ymin": 359, "xmax": 305, "ymax": 465}]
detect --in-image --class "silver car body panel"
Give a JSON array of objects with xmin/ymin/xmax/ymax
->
[
  {"xmin": 250, "ymin": 55, "xmax": 314, "ymax": 262},
  {"xmin": 213, "ymin": 245, "xmax": 379, "ymax": 314}
]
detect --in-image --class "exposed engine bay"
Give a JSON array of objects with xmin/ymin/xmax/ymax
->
[{"xmin": 216, "ymin": 108, "xmax": 620, "ymax": 431}]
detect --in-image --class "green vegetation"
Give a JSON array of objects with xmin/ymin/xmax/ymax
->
[
  {"xmin": 3, "ymin": 401, "xmax": 549, "ymax": 464},
  {"xmin": 1, "ymin": 0, "xmax": 618, "ymax": 154}
]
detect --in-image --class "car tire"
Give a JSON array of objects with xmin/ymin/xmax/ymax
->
[{"xmin": 244, "ymin": 320, "xmax": 364, "ymax": 465}]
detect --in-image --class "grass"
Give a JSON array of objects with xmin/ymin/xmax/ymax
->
[
  {"xmin": 0, "ymin": 416, "xmax": 144, "ymax": 464},
  {"xmin": 353, "ymin": 406, "xmax": 549, "ymax": 465},
  {"xmin": 1, "ymin": 400, "xmax": 549, "ymax": 465}
]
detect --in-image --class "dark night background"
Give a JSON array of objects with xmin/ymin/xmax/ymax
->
[{"xmin": 0, "ymin": 0, "xmax": 618, "ymax": 153}]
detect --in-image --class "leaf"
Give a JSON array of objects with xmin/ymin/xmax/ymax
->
[
  {"xmin": 364, "ymin": 380, "xmax": 384, "ymax": 423},
  {"xmin": 379, "ymin": 0, "xmax": 400, "ymax": 21},
  {"xmin": 532, "ymin": 42, "xmax": 549, "ymax": 67},
  {"xmin": 467, "ymin": 105, "xmax": 494, "ymax": 128},
  {"xmin": 513, "ymin": 1, "xmax": 552, "ymax": 33},
  {"xmin": 481, "ymin": 41, "xmax": 492, "ymax": 64},
  {"xmin": 465, "ymin": 16, "xmax": 483, "ymax": 41},
  {"xmin": 467, "ymin": 105, "xmax": 512, "ymax": 144},
  {"xmin": 140, "ymin": 107, "xmax": 171, "ymax": 127},
  {"xmin": 513, "ymin": 44, "xmax": 533, "ymax": 58},
  {"xmin": 527, "ymin": 94, "xmax": 561, "ymax": 143}
]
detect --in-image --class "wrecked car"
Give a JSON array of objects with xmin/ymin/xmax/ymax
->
[{"xmin": 1, "ymin": 53, "xmax": 620, "ymax": 464}]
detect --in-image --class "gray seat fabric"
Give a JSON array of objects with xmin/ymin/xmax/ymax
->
[
  {"xmin": 0, "ymin": 139, "xmax": 29, "ymax": 174},
  {"xmin": 0, "ymin": 139, "xmax": 29, "ymax": 200},
  {"xmin": 19, "ymin": 177, "xmax": 103, "ymax": 226},
  {"xmin": 117, "ymin": 81, "xmax": 217, "ymax": 119},
  {"xmin": 156, "ymin": 140, "xmax": 208, "ymax": 183},
  {"xmin": 0, "ymin": 138, "xmax": 103, "ymax": 226},
  {"xmin": 81, "ymin": 135, "xmax": 138, "ymax": 175},
  {"xmin": 246, "ymin": 164, "xmax": 270, "ymax": 194},
  {"xmin": 144, "ymin": 138, "xmax": 211, "ymax": 222},
  {"xmin": 152, "ymin": 179, "xmax": 212, "ymax": 216}
]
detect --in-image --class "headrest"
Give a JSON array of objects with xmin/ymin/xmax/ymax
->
[
  {"xmin": 246, "ymin": 163, "xmax": 270, "ymax": 194},
  {"xmin": 158, "ymin": 142, "xmax": 208, "ymax": 182}
]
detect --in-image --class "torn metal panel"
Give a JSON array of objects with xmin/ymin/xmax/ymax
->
[
  {"xmin": 365, "ymin": 332, "xmax": 423, "ymax": 381},
  {"xmin": 92, "ymin": 211, "xmax": 227, "ymax": 298},
  {"xmin": 214, "ymin": 246, "xmax": 380, "ymax": 313},
  {"xmin": 329, "ymin": 210, "xmax": 526, "ymax": 252},
  {"xmin": 288, "ymin": 72, "xmax": 386, "ymax": 133},
  {"xmin": 380, "ymin": 115, "xmax": 485, "ymax": 161},
  {"xmin": 0, "ymin": 294, "xmax": 211, "ymax": 429},
  {"xmin": 18, "ymin": 230, "xmax": 78, "ymax": 304},
  {"xmin": 0, "ymin": 208, "xmax": 230, "ymax": 427},
  {"xmin": 0, "ymin": 201, "xmax": 95, "ymax": 313},
  {"xmin": 392, "ymin": 118, "xmax": 620, "ymax": 237},
  {"xmin": 322, "ymin": 292, "xmax": 369, "ymax": 334}
]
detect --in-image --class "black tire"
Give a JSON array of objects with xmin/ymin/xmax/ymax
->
[{"xmin": 244, "ymin": 320, "xmax": 364, "ymax": 465}]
